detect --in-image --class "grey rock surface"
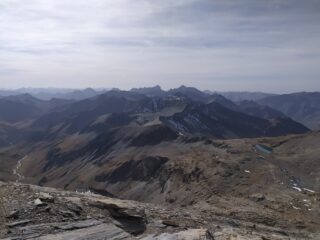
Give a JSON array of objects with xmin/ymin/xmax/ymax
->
[{"xmin": 0, "ymin": 182, "xmax": 319, "ymax": 240}]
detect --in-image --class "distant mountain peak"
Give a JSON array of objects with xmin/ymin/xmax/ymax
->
[
  {"xmin": 131, "ymin": 85, "xmax": 164, "ymax": 97},
  {"xmin": 131, "ymin": 85, "xmax": 162, "ymax": 91},
  {"xmin": 3, "ymin": 93, "xmax": 40, "ymax": 103},
  {"xmin": 174, "ymin": 85, "xmax": 200, "ymax": 92},
  {"xmin": 83, "ymin": 88, "xmax": 97, "ymax": 93}
]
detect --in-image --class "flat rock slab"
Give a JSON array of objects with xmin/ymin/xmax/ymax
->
[
  {"xmin": 37, "ymin": 223, "xmax": 132, "ymax": 240},
  {"xmin": 56, "ymin": 219, "xmax": 102, "ymax": 230},
  {"xmin": 6, "ymin": 220, "xmax": 31, "ymax": 228},
  {"xmin": 88, "ymin": 198, "xmax": 147, "ymax": 235}
]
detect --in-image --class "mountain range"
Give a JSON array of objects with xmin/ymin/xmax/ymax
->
[
  {"xmin": 0, "ymin": 86, "xmax": 312, "ymax": 145},
  {"xmin": 0, "ymin": 86, "xmax": 319, "ymax": 239}
]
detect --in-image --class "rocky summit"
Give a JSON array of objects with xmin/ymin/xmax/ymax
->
[{"xmin": 0, "ymin": 181, "xmax": 319, "ymax": 240}]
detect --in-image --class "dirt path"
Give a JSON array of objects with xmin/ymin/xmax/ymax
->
[{"xmin": 13, "ymin": 155, "xmax": 27, "ymax": 183}]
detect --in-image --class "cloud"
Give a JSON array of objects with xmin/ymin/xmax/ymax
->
[
  {"xmin": 0, "ymin": 65, "xmax": 22, "ymax": 76},
  {"xmin": 0, "ymin": 0, "xmax": 319, "ymax": 92}
]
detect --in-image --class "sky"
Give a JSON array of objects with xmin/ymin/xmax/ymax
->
[{"xmin": 1, "ymin": 0, "xmax": 320, "ymax": 93}]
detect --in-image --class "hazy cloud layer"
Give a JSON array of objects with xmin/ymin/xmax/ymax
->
[{"xmin": 1, "ymin": 0, "xmax": 320, "ymax": 92}]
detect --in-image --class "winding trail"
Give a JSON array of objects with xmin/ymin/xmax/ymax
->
[{"xmin": 13, "ymin": 155, "xmax": 27, "ymax": 183}]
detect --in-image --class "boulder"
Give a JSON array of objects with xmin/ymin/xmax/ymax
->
[
  {"xmin": 88, "ymin": 199, "xmax": 147, "ymax": 235},
  {"xmin": 6, "ymin": 210, "xmax": 19, "ymax": 219},
  {"xmin": 34, "ymin": 198, "xmax": 47, "ymax": 207},
  {"xmin": 38, "ymin": 192, "xmax": 54, "ymax": 203},
  {"xmin": 249, "ymin": 193, "xmax": 265, "ymax": 202}
]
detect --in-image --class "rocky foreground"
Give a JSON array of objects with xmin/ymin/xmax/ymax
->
[{"xmin": 0, "ymin": 182, "xmax": 319, "ymax": 239}]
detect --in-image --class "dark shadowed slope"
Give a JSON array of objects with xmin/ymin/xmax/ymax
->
[
  {"xmin": 0, "ymin": 94, "xmax": 71, "ymax": 123},
  {"xmin": 259, "ymin": 92, "xmax": 320, "ymax": 130},
  {"xmin": 237, "ymin": 100, "xmax": 287, "ymax": 119},
  {"xmin": 161, "ymin": 101, "xmax": 309, "ymax": 138}
]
